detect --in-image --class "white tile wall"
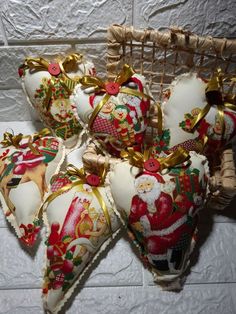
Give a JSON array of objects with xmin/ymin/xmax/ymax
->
[
  {"xmin": 1, "ymin": 0, "xmax": 132, "ymax": 41},
  {"xmin": 133, "ymin": 0, "xmax": 236, "ymax": 37},
  {"xmin": 0, "ymin": 1, "xmax": 236, "ymax": 313}
]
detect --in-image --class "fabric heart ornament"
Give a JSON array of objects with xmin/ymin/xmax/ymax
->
[
  {"xmin": 19, "ymin": 53, "xmax": 96, "ymax": 149},
  {"xmin": 109, "ymin": 149, "xmax": 209, "ymax": 283},
  {"xmin": 0, "ymin": 129, "xmax": 65, "ymax": 246},
  {"xmin": 161, "ymin": 72, "xmax": 236, "ymax": 156},
  {"xmin": 42, "ymin": 165, "xmax": 122, "ymax": 314},
  {"xmin": 70, "ymin": 64, "xmax": 152, "ymax": 157}
]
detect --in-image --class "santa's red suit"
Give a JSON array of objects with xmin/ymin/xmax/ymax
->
[
  {"xmin": 126, "ymin": 77, "xmax": 150, "ymax": 116},
  {"xmin": 129, "ymin": 192, "xmax": 192, "ymax": 255}
]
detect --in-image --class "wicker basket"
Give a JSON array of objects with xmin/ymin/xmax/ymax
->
[
  {"xmin": 83, "ymin": 24, "xmax": 236, "ymax": 210},
  {"xmin": 207, "ymin": 148, "xmax": 236, "ymax": 209},
  {"xmin": 107, "ymin": 24, "xmax": 236, "ymax": 134},
  {"xmin": 107, "ymin": 25, "xmax": 236, "ymax": 209},
  {"xmin": 107, "ymin": 24, "xmax": 236, "ymax": 91}
]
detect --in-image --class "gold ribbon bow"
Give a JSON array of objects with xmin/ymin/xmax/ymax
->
[
  {"xmin": 191, "ymin": 70, "xmax": 236, "ymax": 140},
  {"xmin": 0, "ymin": 128, "xmax": 51, "ymax": 155},
  {"xmin": 24, "ymin": 53, "xmax": 83, "ymax": 80},
  {"xmin": 121, "ymin": 146, "xmax": 190, "ymax": 171},
  {"xmin": 80, "ymin": 64, "xmax": 153, "ymax": 130},
  {"xmin": 31, "ymin": 128, "xmax": 52, "ymax": 142},
  {"xmin": 23, "ymin": 53, "xmax": 83, "ymax": 110},
  {"xmin": 43, "ymin": 164, "xmax": 112, "ymax": 235},
  {"xmin": 0, "ymin": 132, "xmax": 23, "ymax": 148}
]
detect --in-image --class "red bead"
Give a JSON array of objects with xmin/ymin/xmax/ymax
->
[
  {"xmin": 48, "ymin": 63, "xmax": 61, "ymax": 76},
  {"xmin": 86, "ymin": 174, "xmax": 100, "ymax": 186},
  {"xmin": 105, "ymin": 82, "xmax": 120, "ymax": 95},
  {"xmin": 18, "ymin": 67, "xmax": 24, "ymax": 77},
  {"xmin": 144, "ymin": 158, "xmax": 160, "ymax": 172}
]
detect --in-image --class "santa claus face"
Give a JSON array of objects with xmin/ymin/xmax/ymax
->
[
  {"xmin": 135, "ymin": 175, "xmax": 161, "ymax": 211},
  {"xmin": 213, "ymin": 116, "xmax": 223, "ymax": 135},
  {"xmin": 50, "ymin": 99, "xmax": 72, "ymax": 122},
  {"xmin": 208, "ymin": 112, "xmax": 235, "ymax": 141},
  {"xmin": 122, "ymin": 95, "xmax": 141, "ymax": 109},
  {"xmin": 136, "ymin": 177, "xmax": 154, "ymax": 194}
]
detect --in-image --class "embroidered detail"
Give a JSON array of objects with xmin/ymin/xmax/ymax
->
[{"xmin": 34, "ymin": 76, "xmax": 81, "ymax": 141}]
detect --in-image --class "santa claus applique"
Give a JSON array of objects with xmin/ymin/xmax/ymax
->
[
  {"xmin": 128, "ymin": 159, "xmax": 194, "ymax": 272},
  {"xmin": 120, "ymin": 76, "xmax": 150, "ymax": 133}
]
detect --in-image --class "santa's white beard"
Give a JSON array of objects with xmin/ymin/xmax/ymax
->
[{"xmin": 139, "ymin": 183, "xmax": 161, "ymax": 206}]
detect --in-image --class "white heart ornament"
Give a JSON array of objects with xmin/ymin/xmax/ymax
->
[
  {"xmin": 0, "ymin": 134, "xmax": 65, "ymax": 246},
  {"xmin": 162, "ymin": 73, "xmax": 236, "ymax": 154},
  {"xmin": 20, "ymin": 54, "xmax": 96, "ymax": 149},
  {"xmin": 42, "ymin": 170, "xmax": 122, "ymax": 314},
  {"xmin": 70, "ymin": 70, "xmax": 152, "ymax": 156},
  {"xmin": 109, "ymin": 151, "xmax": 209, "ymax": 282}
]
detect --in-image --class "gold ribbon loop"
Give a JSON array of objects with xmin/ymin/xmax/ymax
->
[
  {"xmin": 191, "ymin": 70, "xmax": 236, "ymax": 136},
  {"xmin": 158, "ymin": 147, "xmax": 190, "ymax": 170},
  {"xmin": 59, "ymin": 53, "xmax": 84, "ymax": 80},
  {"xmin": 32, "ymin": 128, "xmax": 51, "ymax": 142},
  {"xmin": 1, "ymin": 128, "xmax": 51, "ymax": 154},
  {"xmin": 24, "ymin": 57, "xmax": 50, "ymax": 72},
  {"xmin": 115, "ymin": 63, "xmax": 135, "ymax": 84},
  {"xmin": 120, "ymin": 147, "xmax": 147, "ymax": 168},
  {"xmin": 66, "ymin": 164, "xmax": 87, "ymax": 180},
  {"xmin": 61, "ymin": 53, "xmax": 83, "ymax": 71},
  {"xmin": 0, "ymin": 132, "xmax": 23, "ymax": 148},
  {"xmin": 80, "ymin": 76, "xmax": 106, "ymax": 91},
  {"xmin": 121, "ymin": 146, "xmax": 190, "ymax": 171}
]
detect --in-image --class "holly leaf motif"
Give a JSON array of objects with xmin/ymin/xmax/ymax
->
[
  {"xmin": 153, "ymin": 128, "xmax": 171, "ymax": 155},
  {"xmin": 73, "ymin": 257, "xmax": 82, "ymax": 266},
  {"xmin": 65, "ymin": 251, "xmax": 73, "ymax": 260},
  {"xmin": 179, "ymin": 112, "xmax": 195, "ymax": 133}
]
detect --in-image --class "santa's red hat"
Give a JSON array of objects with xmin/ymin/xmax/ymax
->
[
  {"xmin": 129, "ymin": 76, "xmax": 143, "ymax": 92},
  {"xmin": 135, "ymin": 171, "xmax": 165, "ymax": 184}
]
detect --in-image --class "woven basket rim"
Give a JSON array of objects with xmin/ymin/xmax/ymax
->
[{"xmin": 107, "ymin": 24, "xmax": 236, "ymax": 54}]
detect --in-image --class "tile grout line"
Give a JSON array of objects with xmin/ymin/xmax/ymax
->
[
  {"xmin": 5, "ymin": 38, "xmax": 107, "ymax": 47},
  {"xmin": 2, "ymin": 281, "xmax": 236, "ymax": 291},
  {"xmin": 131, "ymin": 0, "xmax": 134, "ymax": 26},
  {"xmin": 0, "ymin": 14, "xmax": 8, "ymax": 46}
]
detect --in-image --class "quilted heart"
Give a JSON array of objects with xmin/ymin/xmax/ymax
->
[
  {"xmin": 109, "ymin": 151, "xmax": 209, "ymax": 283},
  {"xmin": 70, "ymin": 65, "xmax": 152, "ymax": 156},
  {"xmin": 20, "ymin": 54, "xmax": 96, "ymax": 149},
  {"xmin": 161, "ymin": 72, "xmax": 236, "ymax": 156},
  {"xmin": 42, "ymin": 168, "xmax": 122, "ymax": 314},
  {"xmin": 0, "ymin": 132, "xmax": 65, "ymax": 246}
]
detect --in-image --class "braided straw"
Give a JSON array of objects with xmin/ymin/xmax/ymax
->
[
  {"xmin": 82, "ymin": 142, "xmax": 119, "ymax": 174},
  {"xmin": 207, "ymin": 149, "xmax": 236, "ymax": 210}
]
